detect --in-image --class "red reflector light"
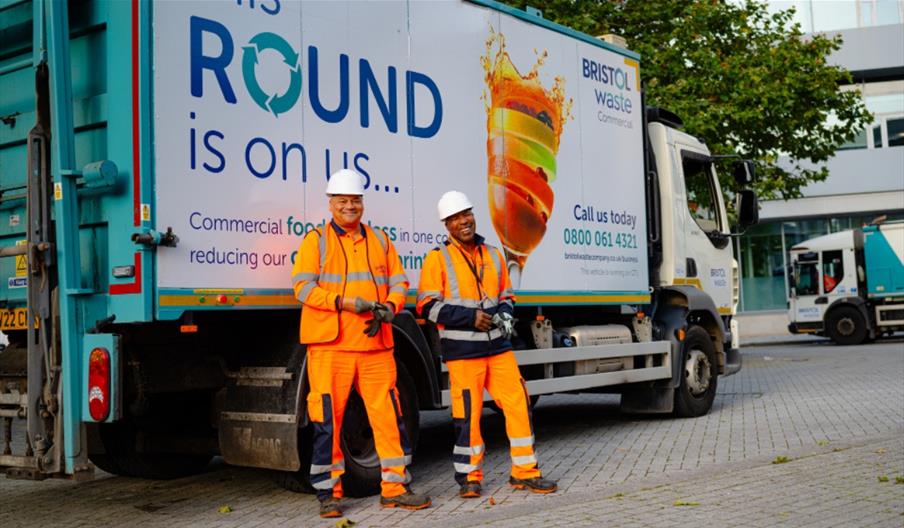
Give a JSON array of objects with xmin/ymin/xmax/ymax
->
[
  {"xmin": 180, "ymin": 324, "xmax": 198, "ymax": 333},
  {"xmin": 217, "ymin": 294, "xmax": 228, "ymax": 304},
  {"xmin": 88, "ymin": 347, "xmax": 111, "ymax": 421}
]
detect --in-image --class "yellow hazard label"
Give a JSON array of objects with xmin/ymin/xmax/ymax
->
[
  {"xmin": 141, "ymin": 203, "xmax": 151, "ymax": 222},
  {"xmin": 15, "ymin": 240, "xmax": 27, "ymax": 277},
  {"xmin": 54, "ymin": 182, "xmax": 63, "ymax": 201}
]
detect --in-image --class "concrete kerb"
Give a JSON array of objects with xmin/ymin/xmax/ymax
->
[{"xmin": 431, "ymin": 430, "xmax": 904, "ymax": 528}]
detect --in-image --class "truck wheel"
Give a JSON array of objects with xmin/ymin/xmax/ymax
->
[
  {"xmin": 673, "ymin": 326, "xmax": 718, "ymax": 418},
  {"xmin": 826, "ymin": 306, "xmax": 867, "ymax": 345},
  {"xmin": 340, "ymin": 362, "xmax": 419, "ymax": 498},
  {"xmin": 89, "ymin": 420, "xmax": 212, "ymax": 479},
  {"xmin": 271, "ymin": 424, "xmax": 315, "ymax": 494}
]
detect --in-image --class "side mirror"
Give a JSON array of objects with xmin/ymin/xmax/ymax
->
[
  {"xmin": 732, "ymin": 160, "xmax": 756, "ymax": 185},
  {"xmin": 737, "ymin": 189, "xmax": 758, "ymax": 228}
]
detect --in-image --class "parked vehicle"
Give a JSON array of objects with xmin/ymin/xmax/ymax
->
[
  {"xmin": 0, "ymin": 0, "xmax": 756, "ymax": 493},
  {"xmin": 788, "ymin": 220, "xmax": 904, "ymax": 345}
]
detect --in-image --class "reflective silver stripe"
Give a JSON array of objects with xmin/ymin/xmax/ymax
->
[
  {"xmin": 346, "ymin": 271, "xmax": 375, "ymax": 282},
  {"xmin": 486, "ymin": 244, "xmax": 503, "ymax": 287},
  {"xmin": 373, "ymin": 228, "xmax": 388, "ymax": 252},
  {"xmin": 428, "ymin": 301, "xmax": 445, "ymax": 323},
  {"xmin": 297, "ymin": 282, "xmax": 317, "ymax": 302},
  {"xmin": 389, "ymin": 274, "xmax": 407, "ymax": 286},
  {"xmin": 509, "ymin": 436, "xmax": 534, "ymax": 448},
  {"xmin": 500, "ymin": 289, "xmax": 515, "ymax": 300},
  {"xmin": 318, "ymin": 229, "xmax": 327, "ymax": 270},
  {"xmin": 389, "ymin": 285, "xmax": 407, "ymax": 296},
  {"xmin": 448, "ymin": 296, "xmax": 481, "ymax": 308},
  {"xmin": 292, "ymin": 272, "xmax": 318, "ymax": 285},
  {"xmin": 380, "ymin": 455, "xmax": 412, "ymax": 468},
  {"xmin": 512, "ymin": 454, "xmax": 537, "ymax": 465},
  {"xmin": 417, "ymin": 290, "xmax": 442, "ymax": 302},
  {"xmin": 373, "ymin": 275, "xmax": 389, "ymax": 286},
  {"xmin": 312, "ymin": 476, "xmax": 340, "ymax": 490},
  {"xmin": 310, "ymin": 461, "xmax": 345, "ymax": 474},
  {"xmin": 382, "ymin": 469, "xmax": 412, "ymax": 483},
  {"xmin": 479, "ymin": 297, "xmax": 499, "ymax": 309},
  {"xmin": 440, "ymin": 246, "xmax": 460, "ymax": 299},
  {"xmin": 320, "ymin": 273, "xmax": 345, "ymax": 284},
  {"xmin": 453, "ymin": 444, "xmax": 485, "ymax": 456},
  {"xmin": 440, "ymin": 328, "xmax": 503, "ymax": 341},
  {"xmin": 454, "ymin": 462, "xmax": 480, "ymax": 473}
]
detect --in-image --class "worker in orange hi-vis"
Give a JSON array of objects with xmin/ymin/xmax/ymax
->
[
  {"xmin": 291, "ymin": 169, "xmax": 431, "ymax": 519},
  {"xmin": 416, "ymin": 191, "xmax": 558, "ymax": 499}
]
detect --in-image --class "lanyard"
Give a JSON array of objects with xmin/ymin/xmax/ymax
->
[{"xmin": 453, "ymin": 242, "xmax": 488, "ymax": 303}]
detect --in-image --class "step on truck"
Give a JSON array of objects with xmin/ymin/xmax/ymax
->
[
  {"xmin": 788, "ymin": 220, "xmax": 904, "ymax": 345},
  {"xmin": 0, "ymin": 0, "xmax": 757, "ymax": 493}
]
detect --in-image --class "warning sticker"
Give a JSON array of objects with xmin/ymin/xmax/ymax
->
[{"xmin": 15, "ymin": 240, "xmax": 27, "ymax": 277}]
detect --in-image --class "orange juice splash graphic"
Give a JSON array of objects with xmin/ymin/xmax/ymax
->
[{"xmin": 481, "ymin": 29, "xmax": 571, "ymax": 287}]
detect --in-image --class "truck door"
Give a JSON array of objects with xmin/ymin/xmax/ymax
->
[
  {"xmin": 676, "ymin": 149, "xmax": 733, "ymax": 314},
  {"xmin": 790, "ymin": 251, "xmax": 824, "ymax": 324}
]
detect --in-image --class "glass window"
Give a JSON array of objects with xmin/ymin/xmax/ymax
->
[
  {"xmin": 876, "ymin": 0, "xmax": 904, "ymax": 25},
  {"xmin": 683, "ymin": 157, "xmax": 721, "ymax": 233},
  {"xmin": 887, "ymin": 117, "xmax": 904, "ymax": 147},
  {"xmin": 872, "ymin": 124, "xmax": 883, "ymax": 147},
  {"xmin": 839, "ymin": 128, "xmax": 868, "ymax": 150},
  {"xmin": 795, "ymin": 258, "xmax": 820, "ymax": 296},
  {"xmin": 822, "ymin": 250, "xmax": 844, "ymax": 293},
  {"xmin": 812, "ymin": 1, "xmax": 857, "ymax": 31}
]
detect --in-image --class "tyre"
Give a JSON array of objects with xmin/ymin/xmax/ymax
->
[
  {"xmin": 340, "ymin": 362, "xmax": 420, "ymax": 498},
  {"xmin": 271, "ymin": 424, "xmax": 315, "ymax": 493},
  {"xmin": 826, "ymin": 306, "xmax": 867, "ymax": 345},
  {"xmin": 89, "ymin": 420, "xmax": 213, "ymax": 479},
  {"xmin": 673, "ymin": 326, "xmax": 718, "ymax": 418}
]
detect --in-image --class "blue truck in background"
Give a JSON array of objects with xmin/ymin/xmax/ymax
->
[{"xmin": 0, "ymin": 0, "xmax": 757, "ymax": 495}]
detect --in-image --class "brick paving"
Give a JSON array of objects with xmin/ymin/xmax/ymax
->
[{"xmin": 1, "ymin": 339, "xmax": 902, "ymax": 527}]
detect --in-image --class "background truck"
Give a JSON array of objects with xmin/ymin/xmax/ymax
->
[
  {"xmin": 0, "ymin": 0, "xmax": 757, "ymax": 494},
  {"xmin": 788, "ymin": 220, "xmax": 904, "ymax": 345}
]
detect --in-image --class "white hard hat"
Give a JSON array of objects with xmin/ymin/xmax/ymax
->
[
  {"xmin": 325, "ymin": 169, "xmax": 365, "ymax": 195},
  {"xmin": 437, "ymin": 190, "xmax": 473, "ymax": 220}
]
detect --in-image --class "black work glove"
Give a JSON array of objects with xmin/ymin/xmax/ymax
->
[{"xmin": 363, "ymin": 302, "xmax": 395, "ymax": 337}]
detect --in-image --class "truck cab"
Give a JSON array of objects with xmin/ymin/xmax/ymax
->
[{"xmin": 647, "ymin": 112, "xmax": 756, "ymax": 375}]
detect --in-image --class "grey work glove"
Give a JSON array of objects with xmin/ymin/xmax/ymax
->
[
  {"xmin": 364, "ymin": 302, "xmax": 395, "ymax": 337},
  {"xmin": 491, "ymin": 312, "xmax": 517, "ymax": 340},
  {"xmin": 351, "ymin": 296, "xmax": 375, "ymax": 313}
]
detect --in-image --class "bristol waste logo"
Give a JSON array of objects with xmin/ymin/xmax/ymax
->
[{"xmin": 241, "ymin": 32, "xmax": 301, "ymax": 117}]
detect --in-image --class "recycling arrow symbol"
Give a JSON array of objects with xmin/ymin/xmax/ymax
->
[{"xmin": 241, "ymin": 32, "xmax": 302, "ymax": 118}]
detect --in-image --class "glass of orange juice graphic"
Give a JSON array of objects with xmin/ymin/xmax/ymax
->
[{"xmin": 482, "ymin": 31, "xmax": 570, "ymax": 286}]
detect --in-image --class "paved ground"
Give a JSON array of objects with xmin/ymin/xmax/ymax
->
[{"xmin": 2, "ymin": 339, "xmax": 903, "ymax": 527}]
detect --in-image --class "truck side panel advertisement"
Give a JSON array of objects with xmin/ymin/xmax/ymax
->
[{"xmin": 153, "ymin": 0, "xmax": 648, "ymax": 301}]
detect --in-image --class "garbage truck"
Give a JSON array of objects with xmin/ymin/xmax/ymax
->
[
  {"xmin": 0, "ymin": 0, "xmax": 757, "ymax": 494},
  {"xmin": 788, "ymin": 220, "xmax": 904, "ymax": 345}
]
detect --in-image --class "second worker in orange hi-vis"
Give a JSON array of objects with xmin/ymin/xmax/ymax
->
[
  {"xmin": 292, "ymin": 169, "xmax": 431, "ymax": 519},
  {"xmin": 416, "ymin": 191, "xmax": 558, "ymax": 499}
]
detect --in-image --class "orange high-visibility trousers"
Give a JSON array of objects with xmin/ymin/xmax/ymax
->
[
  {"xmin": 447, "ymin": 350, "xmax": 542, "ymax": 485},
  {"xmin": 306, "ymin": 349, "xmax": 412, "ymax": 499}
]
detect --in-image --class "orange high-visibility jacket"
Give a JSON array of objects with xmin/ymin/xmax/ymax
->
[
  {"xmin": 416, "ymin": 234, "xmax": 515, "ymax": 361},
  {"xmin": 292, "ymin": 221, "xmax": 408, "ymax": 351}
]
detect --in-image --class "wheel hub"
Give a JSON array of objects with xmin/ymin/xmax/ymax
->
[
  {"xmin": 837, "ymin": 317, "xmax": 855, "ymax": 336},
  {"xmin": 684, "ymin": 349, "xmax": 711, "ymax": 397}
]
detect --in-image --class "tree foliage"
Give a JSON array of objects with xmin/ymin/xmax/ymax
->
[{"xmin": 500, "ymin": 0, "xmax": 873, "ymax": 201}]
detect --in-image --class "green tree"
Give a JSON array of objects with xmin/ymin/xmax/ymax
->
[{"xmin": 501, "ymin": 0, "xmax": 873, "ymax": 201}]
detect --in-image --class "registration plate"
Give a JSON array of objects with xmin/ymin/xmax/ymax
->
[{"xmin": 0, "ymin": 308, "xmax": 32, "ymax": 331}]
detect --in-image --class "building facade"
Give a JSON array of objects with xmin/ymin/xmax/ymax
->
[{"xmin": 737, "ymin": 0, "xmax": 904, "ymax": 312}]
